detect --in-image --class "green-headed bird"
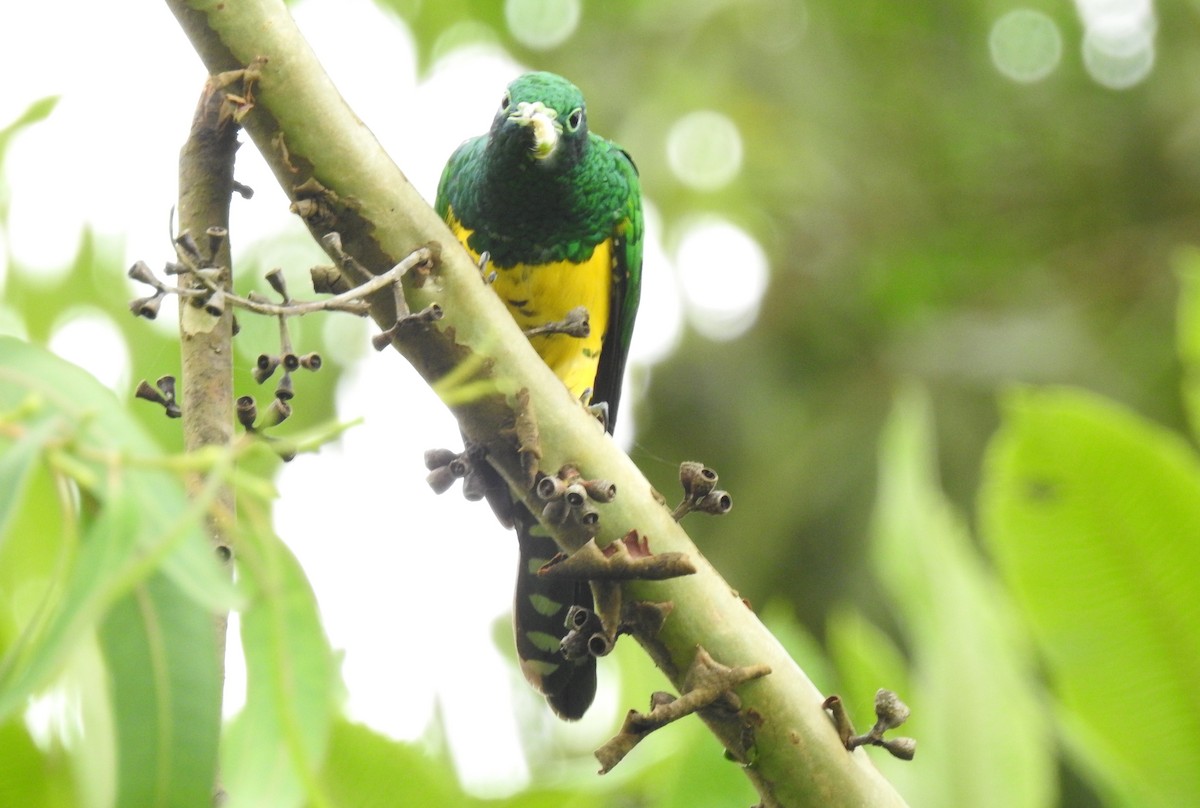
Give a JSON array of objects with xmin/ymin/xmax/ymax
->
[{"xmin": 435, "ymin": 71, "xmax": 643, "ymax": 719}]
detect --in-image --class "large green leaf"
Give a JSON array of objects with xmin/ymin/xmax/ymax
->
[
  {"xmin": 0, "ymin": 487, "xmax": 142, "ymax": 719},
  {"xmin": 0, "ymin": 337, "xmax": 236, "ymax": 616},
  {"xmin": 0, "ymin": 716, "xmax": 73, "ymax": 808},
  {"xmin": 0, "ymin": 411, "xmax": 59, "ymax": 553},
  {"xmin": 222, "ymin": 502, "xmax": 339, "ymax": 808},
  {"xmin": 99, "ymin": 573, "xmax": 221, "ymax": 808},
  {"xmin": 869, "ymin": 385, "xmax": 1055, "ymax": 808},
  {"xmin": 1175, "ymin": 248, "xmax": 1200, "ymax": 440},
  {"xmin": 980, "ymin": 387, "xmax": 1200, "ymax": 807},
  {"xmin": 0, "ymin": 338, "xmax": 230, "ymax": 806},
  {"xmin": 316, "ymin": 718, "xmax": 461, "ymax": 807}
]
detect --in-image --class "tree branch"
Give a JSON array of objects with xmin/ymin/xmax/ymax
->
[
  {"xmin": 163, "ymin": 1, "xmax": 909, "ymax": 804},
  {"xmin": 175, "ymin": 72, "xmax": 241, "ymax": 805}
]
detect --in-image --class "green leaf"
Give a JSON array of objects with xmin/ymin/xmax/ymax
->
[
  {"xmin": 980, "ymin": 387, "xmax": 1200, "ymax": 807},
  {"xmin": 377, "ymin": 0, "xmax": 507, "ymax": 72},
  {"xmin": 1175, "ymin": 248, "xmax": 1200, "ymax": 440},
  {"xmin": 99, "ymin": 573, "xmax": 221, "ymax": 808},
  {"xmin": 0, "ymin": 716, "xmax": 73, "ymax": 808},
  {"xmin": 0, "ymin": 339, "xmax": 228, "ymax": 806},
  {"xmin": 222, "ymin": 506, "xmax": 339, "ymax": 808},
  {"xmin": 0, "ymin": 338, "xmax": 236, "ymax": 614},
  {"xmin": 825, "ymin": 607, "xmax": 909, "ymax": 716},
  {"xmin": 0, "ymin": 95, "xmax": 59, "ymax": 165},
  {"xmin": 871, "ymin": 385, "xmax": 1055, "ymax": 808},
  {"xmin": 0, "ymin": 487, "xmax": 137, "ymax": 719},
  {"xmin": 760, "ymin": 600, "xmax": 837, "ymax": 697},
  {"xmin": 0, "ymin": 340, "xmax": 233, "ymax": 719},
  {"xmin": 316, "ymin": 717, "xmax": 461, "ymax": 807},
  {"xmin": 0, "ymin": 409, "xmax": 59, "ymax": 552}
]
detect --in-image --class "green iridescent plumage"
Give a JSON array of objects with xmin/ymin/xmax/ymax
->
[
  {"xmin": 436, "ymin": 70, "xmax": 643, "ymax": 428},
  {"xmin": 435, "ymin": 72, "xmax": 643, "ymax": 720}
]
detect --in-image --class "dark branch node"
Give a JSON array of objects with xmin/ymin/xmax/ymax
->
[{"xmin": 372, "ymin": 303, "xmax": 443, "ymax": 351}]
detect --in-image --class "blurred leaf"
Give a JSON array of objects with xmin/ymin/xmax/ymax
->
[
  {"xmin": 0, "ymin": 716, "xmax": 73, "ymax": 808},
  {"xmin": 0, "ymin": 339, "xmax": 233, "ymax": 725},
  {"xmin": 0, "ymin": 95, "xmax": 58, "ymax": 166},
  {"xmin": 0, "ymin": 339, "xmax": 226, "ymax": 807},
  {"xmin": 222, "ymin": 499, "xmax": 339, "ymax": 808},
  {"xmin": 760, "ymin": 600, "xmax": 837, "ymax": 697},
  {"xmin": 0, "ymin": 337, "xmax": 235, "ymax": 611},
  {"xmin": 980, "ymin": 387, "xmax": 1200, "ymax": 807},
  {"xmin": 871, "ymin": 385, "xmax": 1055, "ymax": 808},
  {"xmin": 825, "ymin": 607, "xmax": 909, "ymax": 717},
  {"xmin": 0, "ymin": 484, "xmax": 138, "ymax": 720},
  {"xmin": 1175, "ymin": 248, "xmax": 1200, "ymax": 440},
  {"xmin": 99, "ymin": 571, "xmax": 222, "ymax": 808},
  {"xmin": 375, "ymin": 0, "xmax": 507, "ymax": 71},
  {"xmin": 316, "ymin": 717, "xmax": 460, "ymax": 807},
  {"xmin": 0, "ymin": 409, "xmax": 57, "ymax": 552}
]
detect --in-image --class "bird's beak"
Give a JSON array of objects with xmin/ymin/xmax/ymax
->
[{"xmin": 509, "ymin": 101, "xmax": 560, "ymax": 160}]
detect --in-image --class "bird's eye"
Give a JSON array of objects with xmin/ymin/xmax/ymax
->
[
  {"xmin": 500, "ymin": 93, "xmax": 511, "ymax": 111},
  {"xmin": 567, "ymin": 107, "xmax": 584, "ymax": 131}
]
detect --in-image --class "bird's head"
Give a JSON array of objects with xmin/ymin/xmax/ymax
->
[{"xmin": 490, "ymin": 72, "xmax": 588, "ymax": 168}]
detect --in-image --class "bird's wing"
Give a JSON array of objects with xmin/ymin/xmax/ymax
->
[{"xmin": 591, "ymin": 143, "xmax": 643, "ymax": 432}]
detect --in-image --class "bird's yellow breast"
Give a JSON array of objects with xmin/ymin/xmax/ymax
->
[{"xmin": 447, "ymin": 213, "xmax": 612, "ymax": 404}]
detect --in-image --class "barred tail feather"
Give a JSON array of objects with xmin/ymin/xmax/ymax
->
[{"xmin": 511, "ymin": 504, "xmax": 597, "ymax": 720}]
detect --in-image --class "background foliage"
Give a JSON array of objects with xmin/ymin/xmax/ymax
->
[{"xmin": 2, "ymin": 1, "xmax": 1198, "ymax": 806}]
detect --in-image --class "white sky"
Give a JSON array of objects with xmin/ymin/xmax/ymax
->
[{"xmin": 0, "ymin": 0, "xmax": 768, "ymax": 794}]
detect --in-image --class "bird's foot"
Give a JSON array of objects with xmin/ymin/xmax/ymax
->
[
  {"xmin": 477, "ymin": 250, "xmax": 496, "ymax": 284},
  {"xmin": 523, "ymin": 306, "xmax": 590, "ymax": 339},
  {"xmin": 585, "ymin": 399, "xmax": 609, "ymax": 432}
]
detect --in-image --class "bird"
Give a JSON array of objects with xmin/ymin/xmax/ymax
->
[{"xmin": 435, "ymin": 71, "xmax": 643, "ymax": 719}]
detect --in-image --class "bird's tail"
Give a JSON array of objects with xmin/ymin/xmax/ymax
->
[{"xmin": 511, "ymin": 503, "xmax": 597, "ymax": 720}]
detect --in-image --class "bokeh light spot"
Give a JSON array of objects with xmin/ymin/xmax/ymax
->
[
  {"xmin": 674, "ymin": 218, "xmax": 767, "ymax": 341},
  {"xmin": 504, "ymin": 0, "xmax": 580, "ymax": 50},
  {"xmin": 989, "ymin": 9, "xmax": 1062, "ymax": 83},
  {"xmin": 48, "ymin": 308, "xmax": 130, "ymax": 393},
  {"xmin": 1076, "ymin": 0, "xmax": 1156, "ymax": 89},
  {"xmin": 1082, "ymin": 26, "xmax": 1155, "ymax": 89},
  {"xmin": 667, "ymin": 111, "xmax": 743, "ymax": 192}
]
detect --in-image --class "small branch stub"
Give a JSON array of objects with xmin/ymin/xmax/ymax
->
[
  {"xmin": 538, "ymin": 531, "xmax": 696, "ymax": 583},
  {"xmin": 372, "ymin": 303, "xmax": 443, "ymax": 352},
  {"xmin": 542, "ymin": 530, "xmax": 693, "ymax": 659}
]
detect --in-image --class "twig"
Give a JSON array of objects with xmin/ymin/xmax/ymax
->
[{"xmin": 595, "ymin": 646, "xmax": 771, "ymax": 773}]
